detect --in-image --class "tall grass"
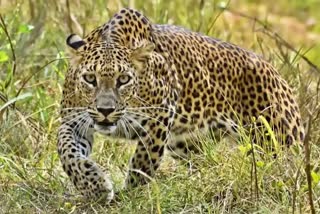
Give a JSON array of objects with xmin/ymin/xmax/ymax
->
[{"xmin": 1, "ymin": 0, "xmax": 320, "ymax": 213}]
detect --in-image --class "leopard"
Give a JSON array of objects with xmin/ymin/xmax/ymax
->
[{"xmin": 57, "ymin": 8, "xmax": 305, "ymax": 201}]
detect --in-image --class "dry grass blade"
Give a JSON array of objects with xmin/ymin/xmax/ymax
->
[{"xmin": 304, "ymin": 112, "xmax": 316, "ymax": 214}]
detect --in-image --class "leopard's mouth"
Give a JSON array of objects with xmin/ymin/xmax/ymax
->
[
  {"xmin": 96, "ymin": 121, "xmax": 116, "ymax": 127},
  {"xmin": 94, "ymin": 120, "xmax": 118, "ymax": 135}
]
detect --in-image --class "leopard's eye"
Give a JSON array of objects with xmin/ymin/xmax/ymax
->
[
  {"xmin": 83, "ymin": 73, "xmax": 97, "ymax": 86},
  {"xmin": 117, "ymin": 75, "xmax": 131, "ymax": 86}
]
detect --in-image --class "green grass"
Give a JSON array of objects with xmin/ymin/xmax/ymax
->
[{"xmin": 1, "ymin": 0, "xmax": 320, "ymax": 213}]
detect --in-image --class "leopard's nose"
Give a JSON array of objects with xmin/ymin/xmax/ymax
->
[{"xmin": 97, "ymin": 107, "xmax": 115, "ymax": 117}]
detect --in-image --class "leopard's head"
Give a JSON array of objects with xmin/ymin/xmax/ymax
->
[{"xmin": 66, "ymin": 34, "xmax": 154, "ymax": 135}]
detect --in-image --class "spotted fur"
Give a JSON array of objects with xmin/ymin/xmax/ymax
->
[{"xmin": 58, "ymin": 8, "xmax": 304, "ymax": 200}]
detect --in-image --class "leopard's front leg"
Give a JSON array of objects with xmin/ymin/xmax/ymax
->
[
  {"xmin": 125, "ymin": 108, "xmax": 174, "ymax": 188},
  {"xmin": 58, "ymin": 118, "xmax": 114, "ymax": 200}
]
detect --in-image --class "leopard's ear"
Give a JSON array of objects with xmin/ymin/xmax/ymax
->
[
  {"xmin": 66, "ymin": 34, "xmax": 86, "ymax": 50},
  {"xmin": 130, "ymin": 42, "xmax": 154, "ymax": 70}
]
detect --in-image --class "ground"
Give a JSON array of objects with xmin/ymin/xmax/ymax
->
[{"xmin": 0, "ymin": 0, "xmax": 320, "ymax": 213}]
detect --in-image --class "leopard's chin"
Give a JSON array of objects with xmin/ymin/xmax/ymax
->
[{"xmin": 94, "ymin": 121, "xmax": 117, "ymax": 135}]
